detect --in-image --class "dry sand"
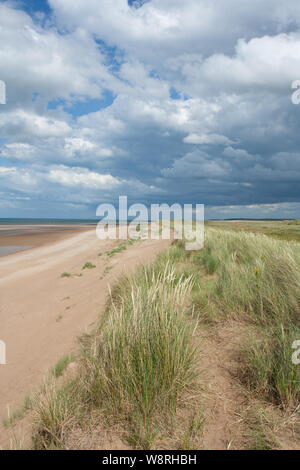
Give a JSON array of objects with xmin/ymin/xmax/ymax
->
[{"xmin": 0, "ymin": 228, "xmax": 170, "ymax": 449}]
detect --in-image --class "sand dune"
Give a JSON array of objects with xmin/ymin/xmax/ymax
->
[{"xmin": 0, "ymin": 229, "xmax": 170, "ymax": 448}]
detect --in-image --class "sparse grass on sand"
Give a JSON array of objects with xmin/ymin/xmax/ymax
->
[
  {"xmin": 3, "ymin": 396, "xmax": 32, "ymax": 428},
  {"xmin": 106, "ymin": 243, "xmax": 127, "ymax": 257},
  {"xmin": 53, "ymin": 354, "xmax": 76, "ymax": 378},
  {"xmin": 82, "ymin": 261, "xmax": 96, "ymax": 270},
  {"xmin": 61, "ymin": 272, "xmax": 83, "ymax": 278},
  {"xmin": 60, "ymin": 272, "xmax": 72, "ymax": 278},
  {"xmin": 106, "ymin": 239, "xmax": 137, "ymax": 257}
]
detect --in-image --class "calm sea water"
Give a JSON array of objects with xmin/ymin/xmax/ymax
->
[{"xmin": 0, "ymin": 218, "xmax": 98, "ymax": 225}]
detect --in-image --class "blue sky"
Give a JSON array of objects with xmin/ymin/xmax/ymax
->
[
  {"xmin": 20, "ymin": 0, "xmax": 51, "ymax": 15},
  {"xmin": 1, "ymin": 0, "xmax": 300, "ymax": 219}
]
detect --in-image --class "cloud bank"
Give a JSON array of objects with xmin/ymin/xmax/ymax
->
[{"xmin": 1, "ymin": 0, "xmax": 300, "ymax": 218}]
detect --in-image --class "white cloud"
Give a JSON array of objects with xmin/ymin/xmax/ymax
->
[
  {"xmin": 1, "ymin": 143, "xmax": 35, "ymax": 161},
  {"xmin": 0, "ymin": 3, "xmax": 117, "ymax": 105},
  {"xmin": 47, "ymin": 166, "xmax": 120, "ymax": 189},
  {"xmin": 162, "ymin": 150, "xmax": 229, "ymax": 179},
  {"xmin": 184, "ymin": 133, "xmax": 235, "ymax": 146},
  {"xmin": 0, "ymin": 109, "xmax": 72, "ymax": 139},
  {"xmin": 199, "ymin": 33, "xmax": 300, "ymax": 93},
  {"xmin": 49, "ymin": 0, "xmax": 300, "ymax": 67},
  {"xmin": 64, "ymin": 138, "xmax": 113, "ymax": 158}
]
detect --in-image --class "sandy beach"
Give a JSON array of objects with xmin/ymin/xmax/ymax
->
[{"xmin": 0, "ymin": 226, "xmax": 170, "ymax": 449}]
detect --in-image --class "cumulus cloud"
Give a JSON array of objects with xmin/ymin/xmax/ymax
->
[
  {"xmin": 47, "ymin": 166, "xmax": 120, "ymax": 189},
  {"xmin": 162, "ymin": 150, "xmax": 229, "ymax": 179},
  {"xmin": 0, "ymin": 3, "xmax": 119, "ymax": 106},
  {"xmin": 49, "ymin": 0, "xmax": 300, "ymax": 64},
  {"xmin": 184, "ymin": 134, "xmax": 236, "ymax": 146}
]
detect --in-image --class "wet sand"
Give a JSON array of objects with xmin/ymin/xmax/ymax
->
[
  {"xmin": 0, "ymin": 225, "xmax": 94, "ymax": 257},
  {"xmin": 0, "ymin": 246, "xmax": 33, "ymax": 257}
]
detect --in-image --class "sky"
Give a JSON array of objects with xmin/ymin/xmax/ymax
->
[{"xmin": 1, "ymin": 0, "xmax": 300, "ymax": 219}]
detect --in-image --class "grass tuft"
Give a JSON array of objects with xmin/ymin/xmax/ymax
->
[
  {"xmin": 82, "ymin": 261, "xmax": 197, "ymax": 448},
  {"xmin": 191, "ymin": 229, "xmax": 300, "ymax": 325},
  {"xmin": 106, "ymin": 244, "xmax": 127, "ymax": 257},
  {"xmin": 32, "ymin": 379, "xmax": 81, "ymax": 449},
  {"xmin": 82, "ymin": 262, "xmax": 96, "ymax": 270},
  {"xmin": 241, "ymin": 323, "xmax": 300, "ymax": 407},
  {"xmin": 53, "ymin": 354, "xmax": 76, "ymax": 378},
  {"xmin": 32, "ymin": 255, "xmax": 198, "ymax": 449},
  {"xmin": 3, "ymin": 395, "xmax": 32, "ymax": 428}
]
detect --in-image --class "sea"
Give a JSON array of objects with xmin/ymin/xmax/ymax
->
[
  {"xmin": 0, "ymin": 218, "xmax": 98, "ymax": 225},
  {"xmin": 0, "ymin": 218, "xmax": 98, "ymax": 258}
]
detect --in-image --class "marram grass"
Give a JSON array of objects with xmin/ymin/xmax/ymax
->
[
  {"xmin": 32, "ymin": 228, "xmax": 300, "ymax": 449},
  {"xmin": 33, "ymin": 258, "xmax": 198, "ymax": 449},
  {"xmin": 190, "ymin": 228, "xmax": 300, "ymax": 407},
  {"xmin": 192, "ymin": 228, "xmax": 300, "ymax": 326},
  {"xmin": 81, "ymin": 262, "xmax": 197, "ymax": 448}
]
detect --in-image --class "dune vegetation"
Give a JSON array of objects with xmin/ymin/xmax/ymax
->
[{"xmin": 31, "ymin": 226, "xmax": 300, "ymax": 450}]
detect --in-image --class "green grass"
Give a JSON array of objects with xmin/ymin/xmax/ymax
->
[
  {"xmin": 61, "ymin": 272, "xmax": 72, "ymax": 278},
  {"xmin": 180, "ymin": 411, "xmax": 205, "ymax": 450},
  {"xmin": 83, "ymin": 261, "xmax": 197, "ymax": 448},
  {"xmin": 3, "ymin": 395, "xmax": 32, "ymax": 428},
  {"xmin": 241, "ymin": 323, "xmax": 300, "ymax": 406},
  {"xmin": 106, "ymin": 244, "xmax": 127, "ymax": 257},
  {"xmin": 32, "ymin": 226, "xmax": 300, "ymax": 449},
  {"xmin": 190, "ymin": 229, "xmax": 300, "ymax": 325},
  {"xmin": 32, "ymin": 379, "xmax": 82, "ymax": 450},
  {"xmin": 82, "ymin": 262, "xmax": 96, "ymax": 270},
  {"xmin": 187, "ymin": 228, "xmax": 300, "ymax": 408},
  {"xmin": 53, "ymin": 354, "xmax": 76, "ymax": 378},
  {"xmin": 103, "ymin": 265, "xmax": 113, "ymax": 276},
  {"xmin": 239, "ymin": 403, "xmax": 285, "ymax": 450},
  {"xmin": 32, "ymin": 255, "xmax": 198, "ymax": 449},
  {"xmin": 106, "ymin": 239, "xmax": 137, "ymax": 257},
  {"xmin": 206, "ymin": 220, "xmax": 300, "ymax": 243},
  {"xmin": 61, "ymin": 272, "xmax": 83, "ymax": 278}
]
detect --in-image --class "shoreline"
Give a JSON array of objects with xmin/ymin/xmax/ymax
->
[{"xmin": 0, "ymin": 224, "xmax": 95, "ymax": 257}]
